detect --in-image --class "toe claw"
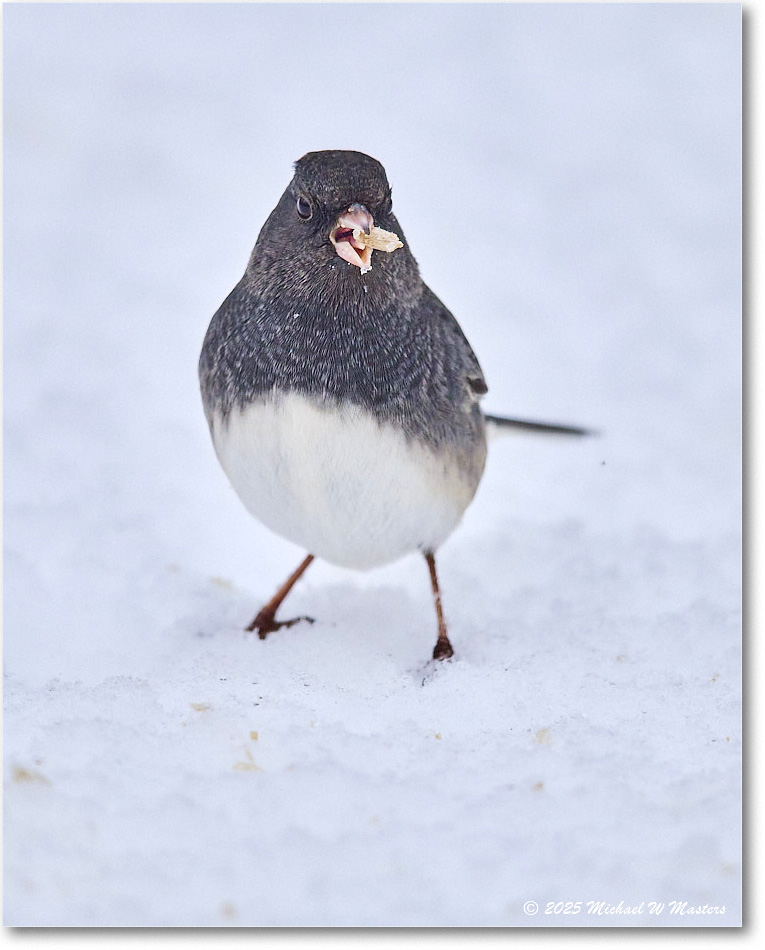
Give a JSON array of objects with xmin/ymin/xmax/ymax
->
[
  {"xmin": 432, "ymin": 638, "xmax": 454, "ymax": 661},
  {"xmin": 246, "ymin": 612, "xmax": 316, "ymax": 639}
]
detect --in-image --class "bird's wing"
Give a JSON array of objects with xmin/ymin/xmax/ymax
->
[{"xmin": 419, "ymin": 286, "xmax": 488, "ymax": 396}]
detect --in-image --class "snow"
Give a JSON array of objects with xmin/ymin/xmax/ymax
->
[{"xmin": 3, "ymin": 2, "xmax": 741, "ymax": 928}]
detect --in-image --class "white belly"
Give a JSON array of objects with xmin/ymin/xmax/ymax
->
[{"xmin": 210, "ymin": 393, "xmax": 482, "ymax": 569}]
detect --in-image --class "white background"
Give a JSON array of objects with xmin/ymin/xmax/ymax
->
[{"xmin": 4, "ymin": 0, "xmax": 742, "ymax": 929}]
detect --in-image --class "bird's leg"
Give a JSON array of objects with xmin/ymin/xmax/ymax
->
[
  {"xmin": 246, "ymin": 554, "xmax": 316, "ymax": 639},
  {"xmin": 424, "ymin": 551, "xmax": 454, "ymax": 660}
]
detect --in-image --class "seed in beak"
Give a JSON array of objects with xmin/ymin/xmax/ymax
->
[{"xmin": 353, "ymin": 226, "xmax": 404, "ymax": 253}]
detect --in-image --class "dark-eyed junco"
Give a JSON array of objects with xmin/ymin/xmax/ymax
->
[{"xmin": 199, "ymin": 150, "xmax": 588, "ymax": 661}]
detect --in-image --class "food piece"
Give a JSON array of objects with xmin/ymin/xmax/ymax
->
[{"xmin": 353, "ymin": 226, "xmax": 404, "ymax": 253}]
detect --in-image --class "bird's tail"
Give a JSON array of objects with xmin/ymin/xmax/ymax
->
[{"xmin": 484, "ymin": 413, "xmax": 595, "ymax": 438}]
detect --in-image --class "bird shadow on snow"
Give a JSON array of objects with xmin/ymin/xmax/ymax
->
[
  {"xmin": 169, "ymin": 558, "xmax": 508, "ymax": 694},
  {"xmin": 167, "ymin": 514, "xmax": 726, "ymax": 700},
  {"xmin": 175, "ymin": 567, "xmax": 447, "ymax": 672}
]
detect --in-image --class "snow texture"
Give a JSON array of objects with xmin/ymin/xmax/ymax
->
[{"xmin": 3, "ymin": 2, "xmax": 741, "ymax": 928}]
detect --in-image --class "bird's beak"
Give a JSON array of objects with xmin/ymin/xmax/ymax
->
[{"xmin": 330, "ymin": 203, "xmax": 374, "ymax": 274}]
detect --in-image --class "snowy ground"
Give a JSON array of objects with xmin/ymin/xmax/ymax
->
[{"xmin": 3, "ymin": 2, "xmax": 741, "ymax": 928}]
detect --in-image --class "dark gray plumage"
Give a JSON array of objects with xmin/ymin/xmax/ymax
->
[{"xmin": 200, "ymin": 150, "xmax": 486, "ymax": 464}]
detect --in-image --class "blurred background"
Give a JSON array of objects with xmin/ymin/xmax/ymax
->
[
  {"xmin": 3, "ymin": 2, "xmax": 742, "ymax": 928},
  {"xmin": 4, "ymin": 1, "xmax": 740, "ymax": 676}
]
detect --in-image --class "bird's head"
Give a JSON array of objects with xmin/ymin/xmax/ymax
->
[{"xmin": 249, "ymin": 150, "xmax": 416, "ymax": 289}]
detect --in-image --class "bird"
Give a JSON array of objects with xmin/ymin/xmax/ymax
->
[{"xmin": 199, "ymin": 150, "xmax": 589, "ymax": 661}]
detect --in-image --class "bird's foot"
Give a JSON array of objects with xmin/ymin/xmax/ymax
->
[
  {"xmin": 245, "ymin": 610, "xmax": 316, "ymax": 640},
  {"xmin": 432, "ymin": 636, "xmax": 454, "ymax": 661}
]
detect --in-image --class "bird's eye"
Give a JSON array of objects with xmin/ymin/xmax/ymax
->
[{"xmin": 296, "ymin": 196, "xmax": 313, "ymax": 220}]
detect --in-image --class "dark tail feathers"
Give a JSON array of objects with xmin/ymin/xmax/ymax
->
[{"xmin": 484, "ymin": 414, "xmax": 595, "ymax": 437}]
